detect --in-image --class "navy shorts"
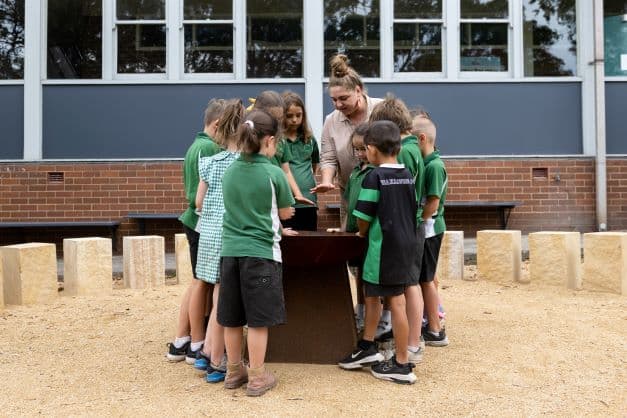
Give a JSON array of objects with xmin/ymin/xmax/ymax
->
[
  {"xmin": 408, "ymin": 223, "xmax": 426, "ymax": 285},
  {"xmin": 419, "ymin": 233, "xmax": 443, "ymax": 283},
  {"xmin": 364, "ymin": 282, "xmax": 406, "ymax": 297},
  {"xmin": 217, "ymin": 257, "xmax": 286, "ymax": 328}
]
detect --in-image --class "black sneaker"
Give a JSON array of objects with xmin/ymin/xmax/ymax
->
[
  {"xmin": 338, "ymin": 342, "xmax": 384, "ymax": 370},
  {"xmin": 166, "ymin": 341, "xmax": 190, "ymax": 362},
  {"xmin": 423, "ymin": 328, "xmax": 449, "ymax": 347},
  {"xmin": 185, "ymin": 344, "xmax": 203, "ymax": 365},
  {"xmin": 370, "ymin": 356, "xmax": 417, "ymax": 384}
]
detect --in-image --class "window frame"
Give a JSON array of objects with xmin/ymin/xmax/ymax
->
[
  {"xmin": 391, "ymin": 1, "xmax": 446, "ymax": 79},
  {"xmin": 179, "ymin": 0, "xmax": 236, "ymax": 80},
  {"xmin": 113, "ymin": 0, "xmax": 168, "ymax": 80}
]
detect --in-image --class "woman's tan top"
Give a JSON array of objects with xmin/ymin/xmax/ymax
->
[{"xmin": 320, "ymin": 95, "xmax": 383, "ymax": 191}]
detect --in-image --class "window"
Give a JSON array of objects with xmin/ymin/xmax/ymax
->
[
  {"xmin": 183, "ymin": 0, "xmax": 233, "ymax": 74},
  {"xmin": 47, "ymin": 0, "xmax": 102, "ymax": 79},
  {"xmin": 604, "ymin": 0, "xmax": 627, "ymax": 76},
  {"xmin": 115, "ymin": 0, "xmax": 166, "ymax": 74},
  {"xmin": 522, "ymin": 0, "xmax": 576, "ymax": 77},
  {"xmin": 460, "ymin": 0, "xmax": 509, "ymax": 72},
  {"xmin": 0, "ymin": 0, "xmax": 24, "ymax": 79},
  {"xmin": 324, "ymin": 0, "xmax": 380, "ymax": 77},
  {"xmin": 393, "ymin": 0, "xmax": 443, "ymax": 73},
  {"xmin": 247, "ymin": 0, "xmax": 303, "ymax": 78}
]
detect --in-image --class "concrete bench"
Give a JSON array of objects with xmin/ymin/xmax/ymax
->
[
  {"xmin": 127, "ymin": 212, "xmax": 180, "ymax": 235},
  {"xmin": 0, "ymin": 220, "xmax": 120, "ymax": 250},
  {"xmin": 444, "ymin": 201, "xmax": 522, "ymax": 229}
]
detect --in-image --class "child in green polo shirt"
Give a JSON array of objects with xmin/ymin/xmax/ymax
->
[
  {"xmin": 281, "ymin": 91, "xmax": 320, "ymax": 231},
  {"xmin": 338, "ymin": 120, "xmax": 418, "ymax": 384},
  {"xmin": 414, "ymin": 114, "xmax": 449, "ymax": 347},
  {"xmin": 251, "ymin": 90, "xmax": 314, "ymax": 211},
  {"xmin": 167, "ymin": 98, "xmax": 226, "ymax": 363},
  {"xmin": 369, "ymin": 95, "xmax": 425, "ymax": 363},
  {"xmin": 344, "ymin": 122, "xmax": 372, "ymax": 332},
  {"xmin": 217, "ymin": 109, "xmax": 295, "ymax": 397}
]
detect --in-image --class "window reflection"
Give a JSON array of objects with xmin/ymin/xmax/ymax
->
[
  {"xmin": 184, "ymin": 24, "xmax": 233, "ymax": 73},
  {"xmin": 47, "ymin": 0, "xmax": 102, "ymax": 79},
  {"xmin": 117, "ymin": 0, "xmax": 165, "ymax": 20},
  {"xmin": 394, "ymin": 23, "xmax": 442, "ymax": 72},
  {"xmin": 604, "ymin": 0, "xmax": 627, "ymax": 76},
  {"xmin": 183, "ymin": 0, "xmax": 231, "ymax": 19},
  {"xmin": 522, "ymin": 0, "xmax": 576, "ymax": 77},
  {"xmin": 247, "ymin": 0, "xmax": 303, "ymax": 78},
  {"xmin": 117, "ymin": 24, "xmax": 166, "ymax": 73},
  {"xmin": 460, "ymin": 23, "xmax": 508, "ymax": 71},
  {"xmin": 0, "ymin": 0, "xmax": 24, "ymax": 80},
  {"xmin": 324, "ymin": 0, "xmax": 380, "ymax": 77},
  {"xmin": 394, "ymin": 0, "xmax": 441, "ymax": 19},
  {"xmin": 461, "ymin": 0, "xmax": 508, "ymax": 19}
]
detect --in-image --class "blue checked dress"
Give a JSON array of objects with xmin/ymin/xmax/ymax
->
[{"xmin": 195, "ymin": 150, "xmax": 240, "ymax": 284}]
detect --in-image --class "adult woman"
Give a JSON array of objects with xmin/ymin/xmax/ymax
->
[{"xmin": 311, "ymin": 54, "xmax": 382, "ymax": 209}]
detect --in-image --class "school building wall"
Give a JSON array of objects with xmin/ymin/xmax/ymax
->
[{"xmin": 1, "ymin": 81, "xmax": 626, "ymax": 251}]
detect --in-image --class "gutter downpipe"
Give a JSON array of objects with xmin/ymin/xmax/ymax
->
[{"xmin": 593, "ymin": 0, "xmax": 608, "ymax": 231}]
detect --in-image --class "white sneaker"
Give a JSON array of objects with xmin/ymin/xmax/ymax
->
[
  {"xmin": 408, "ymin": 346, "xmax": 424, "ymax": 364},
  {"xmin": 375, "ymin": 319, "xmax": 392, "ymax": 340}
]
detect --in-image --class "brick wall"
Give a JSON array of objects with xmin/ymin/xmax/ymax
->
[{"xmin": 1, "ymin": 158, "xmax": 626, "ymax": 252}]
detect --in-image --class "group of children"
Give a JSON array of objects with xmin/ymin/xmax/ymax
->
[
  {"xmin": 165, "ymin": 88, "xmax": 449, "ymax": 395},
  {"xmin": 338, "ymin": 95, "xmax": 448, "ymax": 385}
]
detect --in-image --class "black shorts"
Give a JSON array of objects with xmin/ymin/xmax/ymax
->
[
  {"xmin": 419, "ymin": 233, "xmax": 443, "ymax": 283},
  {"xmin": 409, "ymin": 223, "xmax": 426, "ymax": 285},
  {"xmin": 281, "ymin": 206, "xmax": 318, "ymax": 231},
  {"xmin": 364, "ymin": 281, "xmax": 406, "ymax": 297},
  {"xmin": 183, "ymin": 225, "xmax": 200, "ymax": 278},
  {"xmin": 217, "ymin": 256, "xmax": 286, "ymax": 328}
]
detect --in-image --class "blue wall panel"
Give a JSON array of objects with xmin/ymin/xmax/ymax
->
[
  {"xmin": 323, "ymin": 82, "xmax": 582, "ymax": 155},
  {"xmin": 43, "ymin": 84, "xmax": 305, "ymax": 159},
  {"xmin": 606, "ymin": 82, "xmax": 627, "ymax": 154},
  {"xmin": 0, "ymin": 86, "xmax": 23, "ymax": 159}
]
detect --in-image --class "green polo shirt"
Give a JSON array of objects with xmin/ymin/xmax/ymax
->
[
  {"xmin": 221, "ymin": 154, "xmax": 295, "ymax": 262},
  {"xmin": 423, "ymin": 150, "xmax": 447, "ymax": 235},
  {"xmin": 343, "ymin": 163, "xmax": 374, "ymax": 232},
  {"xmin": 285, "ymin": 135, "xmax": 319, "ymax": 208},
  {"xmin": 179, "ymin": 132, "xmax": 222, "ymax": 230},
  {"xmin": 397, "ymin": 135, "xmax": 426, "ymax": 222},
  {"xmin": 269, "ymin": 138, "xmax": 293, "ymax": 167}
]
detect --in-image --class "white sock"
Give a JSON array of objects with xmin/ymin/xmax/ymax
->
[
  {"xmin": 190, "ymin": 341, "xmax": 204, "ymax": 352},
  {"xmin": 174, "ymin": 336, "xmax": 190, "ymax": 349},
  {"xmin": 380, "ymin": 310, "xmax": 391, "ymax": 323},
  {"xmin": 408, "ymin": 345, "xmax": 420, "ymax": 353}
]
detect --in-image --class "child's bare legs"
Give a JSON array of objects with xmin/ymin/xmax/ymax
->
[
  {"xmin": 224, "ymin": 326, "xmax": 243, "ymax": 365},
  {"xmin": 175, "ymin": 285, "xmax": 192, "ymax": 338},
  {"xmin": 389, "ymin": 293, "xmax": 409, "ymax": 364},
  {"xmin": 189, "ymin": 279, "xmax": 211, "ymax": 345},
  {"xmin": 247, "ymin": 327, "xmax": 268, "ymax": 369},
  {"xmin": 404, "ymin": 284, "xmax": 423, "ymax": 348},
  {"xmin": 209, "ymin": 284, "xmax": 225, "ymax": 366},
  {"xmin": 363, "ymin": 296, "xmax": 382, "ymax": 342},
  {"xmin": 421, "ymin": 281, "xmax": 441, "ymax": 332}
]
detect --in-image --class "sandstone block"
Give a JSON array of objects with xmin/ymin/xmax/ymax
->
[
  {"xmin": 63, "ymin": 238, "xmax": 113, "ymax": 296},
  {"xmin": 1, "ymin": 243, "xmax": 58, "ymax": 305},
  {"xmin": 175, "ymin": 233, "xmax": 193, "ymax": 285},
  {"xmin": 529, "ymin": 232, "xmax": 581, "ymax": 289},
  {"xmin": 583, "ymin": 232, "xmax": 627, "ymax": 294},
  {"xmin": 436, "ymin": 231, "xmax": 464, "ymax": 281},
  {"xmin": 477, "ymin": 230, "xmax": 522, "ymax": 283},
  {"xmin": 123, "ymin": 236, "xmax": 165, "ymax": 289}
]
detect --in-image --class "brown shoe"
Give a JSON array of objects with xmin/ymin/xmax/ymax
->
[
  {"xmin": 246, "ymin": 365, "xmax": 277, "ymax": 397},
  {"xmin": 224, "ymin": 362, "xmax": 248, "ymax": 389}
]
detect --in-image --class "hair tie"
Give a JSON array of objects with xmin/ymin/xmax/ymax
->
[{"xmin": 244, "ymin": 120, "xmax": 254, "ymax": 129}]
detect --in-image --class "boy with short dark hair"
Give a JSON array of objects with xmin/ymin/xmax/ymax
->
[
  {"xmin": 338, "ymin": 120, "xmax": 418, "ymax": 384},
  {"xmin": 414, "ymin": 115, "xmax": 449, "ymax": 347}
]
